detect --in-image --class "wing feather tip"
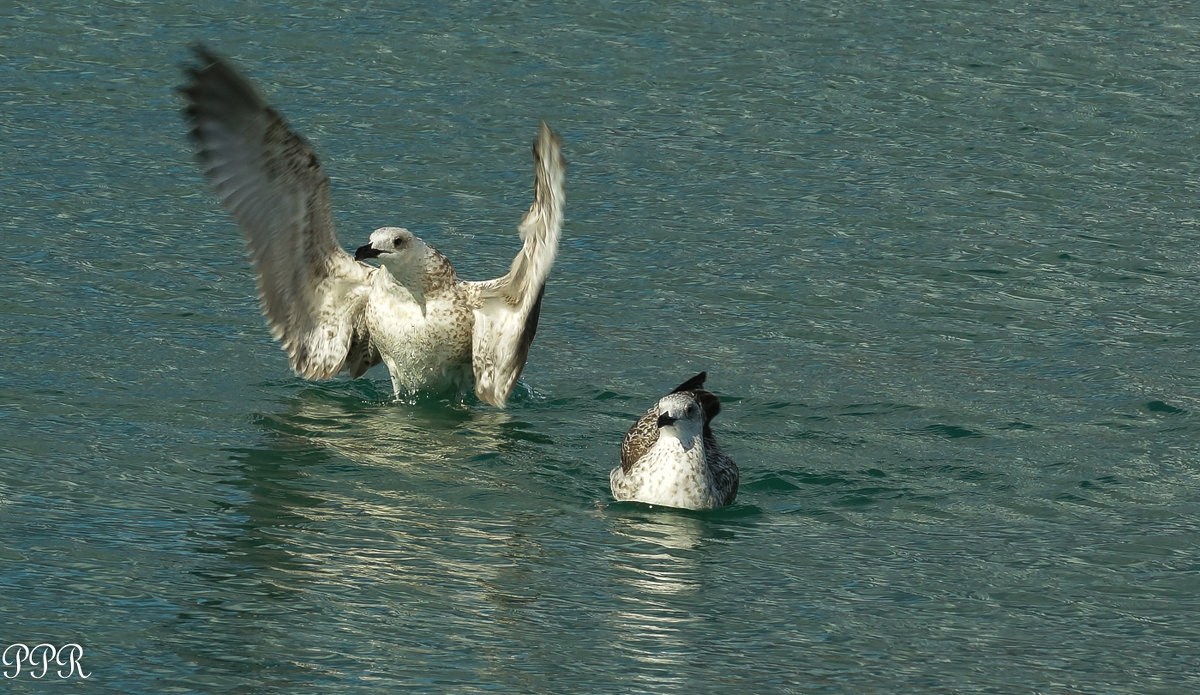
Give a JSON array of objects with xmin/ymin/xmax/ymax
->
[
  {"xmin": 672, "ymin": 372, "xmax": 708, "ymax": 393},
  {"xmin": 473, "ymin": 379, "xmax": 510, "ymax": 409}
]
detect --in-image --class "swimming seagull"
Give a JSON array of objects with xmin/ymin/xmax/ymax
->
[
  {"xmin": 181, "ymin": 46, "xmax": 564, "ymax": 407},
  {"xmin": 611, "ymin": 372, "xmax": 739, "ymax": 509}
]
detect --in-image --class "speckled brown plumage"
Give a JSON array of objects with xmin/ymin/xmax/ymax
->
[
  {"xmin": 182, "ymin": 46, "xmax": 564, "ymax": 406},
  {"xmin": 612, "ymin": 372, "xmax": 739, "ymax": 509},
  {"xmin": 620, "ymin": 372, "xmax": 718, "ymax": 472}
]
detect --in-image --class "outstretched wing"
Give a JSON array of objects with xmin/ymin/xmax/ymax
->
[
  {"xmin": 470, "ymin": 122, "xmax": 565, "ymax": 407},
  {"xmin": 182, "ymin": 46, "xmax": 379, "ymax": 380}
]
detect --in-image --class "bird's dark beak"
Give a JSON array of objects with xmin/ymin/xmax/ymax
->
[
  {"xmin": 355, "ymin": 244, "xmax": 382, "ymax": 262},
  {"xmin": 656, "ymin": 413, "xmax": 677, "ymax": 428}
]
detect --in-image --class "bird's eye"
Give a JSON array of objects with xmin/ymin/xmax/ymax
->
[{"xmin": 393, "ymin": 237, "xmax": 406, "ymax": 247}]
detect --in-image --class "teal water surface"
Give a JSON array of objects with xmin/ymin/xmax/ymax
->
[{"xmin": 2, "ymin": 1, "xmax": 1200, "ymax": 692}]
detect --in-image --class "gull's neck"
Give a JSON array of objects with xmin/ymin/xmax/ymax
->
[
  {"xmin": 381, "ymin": 248, "xmax": 458, "ymax": 296},
  {"xmin": 656, "ymin": 426, "xmax": 704, "ymax": 457}
]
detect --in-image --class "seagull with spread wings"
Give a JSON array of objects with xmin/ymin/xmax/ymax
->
[{"xmin": 182, "ymin": 46, "xmax": 564, "ymax": 407}]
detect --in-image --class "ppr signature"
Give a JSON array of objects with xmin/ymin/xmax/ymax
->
[{"xmin": 2, "ymin": 643, "xmax": 90, "ymax": 679}]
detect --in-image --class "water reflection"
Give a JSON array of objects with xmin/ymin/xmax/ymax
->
[
  {"xmin": 605, "ymin": 508, "xmax": 744, "ymax": 693},
  {"xmin": 253, "ymin": 385, "xmax": 524, "ymax": 469},
  {"xmin": 610, "ymin": 507, "xmax": 709, "ymax": 552},
  {"xmin": 171, "ymin": 433, "xmax": 338, "ymax": 691},
  {"xmin": 169, "ymin": 386, "xmax": 552, "ymax": 691}
]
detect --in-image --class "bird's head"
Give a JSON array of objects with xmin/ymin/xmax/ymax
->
[
  {"xmin": 654, "ymin": 392, "xmax": 708, "ymax": 443},
  {"xmin": 355, "ymin": 227, "xmax": 429, "ymax": 277}
]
